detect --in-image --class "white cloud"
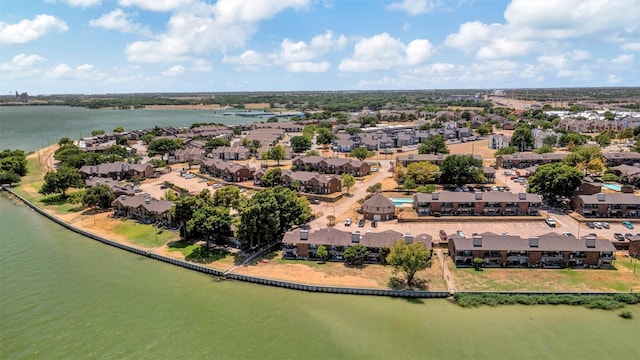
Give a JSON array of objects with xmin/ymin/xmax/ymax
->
[
  {"xmin": 119, "ymin": 0, "xmax": 194, "ymax": 12},
  {"xmin": 0, "ymin": 14, "xmax": 68, "ymax": 45},
  {"xmin": 622, "ymin": 42, "xmax": 640, "ymax": 51},
  {"xmin": 44, "ymin": 63, "xmax": 107, "ymax": 81},
  {"xmin": 222, "ymin": 50, "xmax": 265, "ymax": 71},
  {"xmin": 607, "ymin": 74, "xmax": 621, "ymax": 83},
  {"xmin": 387, "ymin": 0, "xmax": 441, "ymax": 15},
  {"xmin": 66, "ymin": 0, "xmax": 101, "ymax": 7},
  {"xmin": 191, "ymin": 59, "xmax": 212, "ymax": 72},
  {"xmin": 90, "ymin": 9, "xmax": 153, "ymax": 37},
  {"xmin": 286, "ymin": 61, "xmax": 330, "ymax": 73},
  {"xmin": 162, "ymin": 65, "xmax": 186, "ymax": 76},
  {"xmin": 445, "ymin": 0, "xmax": 640, "ymax": 60},
  {"xmin": 612, "ymin": 54, "xmax": 635, "ymax": 65},
  {"xmin": 125, "ymin": 0, "xmax": 310, "ymax": 63},
  {"xmin": 339, "ymin": 33, "xmax": 432, "ymax": 72},
  {"xmin": 0, "ymin": 54, "xmax": 46, "ymax": 71},
  {"xmin": 45, "ymin": 64, "xmax": 73, "ymax": 79}
]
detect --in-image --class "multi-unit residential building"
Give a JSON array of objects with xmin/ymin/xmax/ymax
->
[
  {"xmin": 571, "ymin": 193, "xmax": 640, "ymax": 218},
  {"xmin": 112, "ymin": 195, "xmax": 173, "ymax": 225},
  {"xmin": 603, "ymin": 152, "xmax": 640, "ymax": 167},
  {"xmin": 488, "ymin": 133, "xmax": 511, "ymax": 150},
  {"xmin": 448, "ymin": 233, "xmax": 616, "ymax": 269},
  {"xmin": 413, "ymin": 191, "xmax": 542, "ymax": 216},
  {"xmin": 495, "ymin": 152, "xmax": 567, "ymax": 169},
  {"xmin": 282, "ymin": 228, "xmax": 432, "ymax": 263},
  {"xmin": 209, "ymin": 145, "xmax": 251, "ymax": 161},
  {"xmin": 85, "ymin": 177, "xmax": 136, "ymax": 197},
  {"xmin": 281, "ymin": 171, "xmax": 342, "ymax": 194},
  {"xmin": 79, "ymin": 162, "xmax": 154, "ymax": 180},
  {"xmin": 200, "ymin": 159, "xmax": 254, "ymax": 182},
  {"xmin": 362, "ymin": 193, "xmax": 396, "ymax": 221},
  {"xmin": 291, "ymin": 156, "xmax": 371, "ymax": 176}
]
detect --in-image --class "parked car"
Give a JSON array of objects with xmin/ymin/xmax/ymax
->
[
  {"xmin": 614, "ymin": 233, "xmax": 625, "ymax": 241},
  {"xmin": 593, "ymin": 222, "xmax": 602, "ymax": 229},
  {"xmin": 358, "ymin": 219, "xmax": 365, "ymax": 227},
  {"xmin": 545, "ymin": 217, "xmax": 557, "ymax": 227},
  {"xmin": 439, "ymin": 230, "xmax": 447, "ymax": 240},
  {"xmin": 586, "ymin": 222, "xmax": 595, "ymax": 229},
  {"xmin": 309, "ymin": 198, "xmax": 320, "ymax": 205},
  {"xmin": 344, "ymin": 218, "xmax": 352, "ymax": 226},
  {"xmin": 371, "ymin": 221, "xmax": 377, "ymax": 228},
  {"xmin": 457, "ymin": 230, "xmax": 465, "ymax": 238},
  {"xmin": 562, "ymin": 232, "xmax": 574, "ymax": 237},
  {"xmin": 602, "ymin": 222, "xmax": 610, "ymax": 229},
  {"xmin": 622, "ymin": 221, "xmax": 634, "ymax": 229},
  {"xmin": 625, "ymin": 233, "xmax": 634, "ymax": 240}
]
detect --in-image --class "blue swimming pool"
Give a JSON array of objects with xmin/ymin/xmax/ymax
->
[
  {"xmin": 390, "ymin": 198, "xmax": 414, "ymax": 206},
  {"xmin": 602, "ymin": 183, "xmax": 622, "ymax": 191}
]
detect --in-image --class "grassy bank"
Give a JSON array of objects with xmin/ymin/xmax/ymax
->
[{"xmin": 453, "ymin": 292, "xmax": 640, "ymax": 310}]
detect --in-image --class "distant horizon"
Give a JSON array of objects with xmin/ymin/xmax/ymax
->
[{"xmin": 2, "ymin": 0, "xmax": 639, "ymax": 94}]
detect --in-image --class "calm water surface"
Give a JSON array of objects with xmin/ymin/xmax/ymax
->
[{"xmin": 1, "ymin": 107, "xmax": 639, "ymax": 359}]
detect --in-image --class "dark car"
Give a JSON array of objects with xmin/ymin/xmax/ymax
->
[
  {"xmin": 614, "ymin": 233, "xmax": 625, "ymax": 241},
  {"xmin": 358, "ymin": 219, "xmax": 365, "ymax": 227},
  {"xmin": 371, "ymin": 220, "xmax": 377, "ymax": 228},
  {"xmin": 625, "ymin": 233, "xmax": 634, "ymax": 240},
  {"xmin": 439, "ymin": 230, "xmax": 447, "ymax": 240},
  {"xmin": 586, "ymin": 222, "xmax": 595, "ymax": 229}
]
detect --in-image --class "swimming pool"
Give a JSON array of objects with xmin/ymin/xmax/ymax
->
[
  {"xmin": 390, "ymin": 198, "xmax": 414, "ymax": 206},
  {"xmin": 602, "ymin": 183, "xmax": 621, "ymax": 191}
]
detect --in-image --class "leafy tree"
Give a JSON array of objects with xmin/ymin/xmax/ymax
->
[
  {"xmin": 350, "ymin": 147, "xmax": 373, "ymax": 160},
  {"xmin": 344, "ymin": 127, "xmax": 362, "ymax": 135},
  {"xmin": 305, "ymin": 150, "xmax": 320, "ymax": 156},
  {"xmin": 0, "ymin": 149, "xmax": 28, "ymax": 176},
  {"xmin": 418, "ymin": 135, "xmax": 449, "ymax": 154},
  {"xmin": 172, "ymin": 196, "xmax": 199, "ymax": 239},
  {"xmin": 527, "ymin": 163, "xmax": 584, "ymax": 206},
  {"xmin": 212, "ymin": 185, "xmax": 243, "ymax": 209},
  {"xmin": 601, "ymin": 173, "xmax": 620, "ymax": 183},
  {"xmin": 82, "ymin": 184, "xmax": 115, "ymax": 209},
  {"xmin": 0, "ymin": 170, "xmax": 21, "ymax": 186},
  {"xmin": 162, "ymin": 189, "xmax": 179, "ymax": 201},
  {"xmin": 405, "ymin": 161, "xmax": 440, "ymax": 184},
  {"xmin": 113, "ymin": 126, "xmax": 125, "ymax": 133},
  {"xmin": 316, "ymin": 128, "xmax": 336, "ymax": 145},
  {"xmin": 290, "ymin": 135, "xmax": 312, "ymax": 153},
  {"xmin": 402, "ymin": 178, "xmax": 417, "ymax": 190},
  {"xmin": 58, "ymin": 137, "xmax": 73, "ymax": 146},
  {"xmin": 416, "ymin": 185, "xmax": 436, "ymax": 193},
  {"xmin": 149, "ymin": 158, "xmax": 167, "ymax": 168},
  {"xmin": 341, "ymin": 174, "xmax": 356, "ymax": 194},
  {"xmin": 103, "ymin": 145, "xmax": 129, "ymax": 158},
  {"xmin": 267, "ymin": 116, "xmax": 279, "ymax": 123},
  {"xmin": 509, "ymin": 125, "xmax": 534, "ymax": 151},
  {"xmin": 475, "ymin": 124, "xmax": 492, "ymax": 135},
  {"xmin": 236, "ymin": 186, "xmax": 311, "ymax": 248},
  {"xmin": 543, "ymin": 135, "xmax": 558, "ymax": 147},
  {"xmin": 533, "ymin": 145, "xmax": 554, "ymax": 154},
  {"xmin": 558, "ymin": 132, "xmax": 588, "ymax": 147},
  {"xmin": 618, "ymin": 127, "xmax": 634, "ymax": 140},
  {"xmin": 316, "ymin": 245, "xmax": 328, "ymax": 262},
  {"xmin": 187, "ymin": 205, "xmax": 233, "ymax": 243},
  {"xmin": 147, "ymin": 138, "xmax": 183, "ymax": 155},
  {"xmin": 205, "ymin": 138, "xmax": 231, "ymax": 151},
  {"xmin": 326, "ymin": 214, "xmax": 335, "ymax": 227},
  {"xmin": 343, "ymin": 244, "xmax": 369, "ymax": 266},
  {"xmin": 91, "ymin": 129, "xmax": 106, "ymax": 136},
  {"xmin": 564, "ymin": 146, "xmax": 604, "ymax": 175},
  {"xmin": 594, "ymin": 132, "xmax": 612, "ymax": 147},
  {"xmin": 387, "ymin": 240, "xmax": 431, "ymax": 287},
  {"xmin": 440, "ymin": 155, "xmax": 484, "ymax": 186},
  {"xmin": 494, "ymin": 146, "xmax": 518, "ymax": 156},
  {"xmin": 267, "ymin": 144, "xmax": 286, "ymax": 166},
  {"xmin": 39, "ymin": 167, "xmax": 84, "ymax": 196},
  {"xmin": 366, "ymin": 182, "xmax": 382, "ymax": 194},
  {"xmin": 473, "ymin": 257, "xmax": 484, "ymax": 270},
  {"xmin": 261, "ymin": 167, "xmax": 282, "ymax": 187},
  {"xmin": 394, "ymin": 163, "xmax": 407, "ymax": 183}
]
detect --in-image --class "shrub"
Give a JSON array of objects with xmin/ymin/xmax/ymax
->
[{"xmin": 619, "ymin": 310, "xmax": 633, "ymax": 319}]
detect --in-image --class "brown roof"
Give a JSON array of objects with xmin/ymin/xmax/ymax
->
[
  {"xmin": 112, "ymin": 195, "xmax": 173, "ymax": 214},
  {"xmin": 451, "ymin": 232, "xmax": 616, "ymax": 252},
  {"xmin": 282, "ymin": 228, "xmax": 432, "ymax": 249},
  {"xmin": 414, "ymin": 191, "xmax": 542, "ymax": 203},
  {"xmin": 363, "ymin": 193, "xmax": 395, "ymax": 208},
  {"xmin": 576, "ymin": 193, "xmax": 640, "ymax": 205}
]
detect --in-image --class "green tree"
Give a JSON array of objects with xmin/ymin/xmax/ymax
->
[
  {"xmin": 473, "ymin": 257, "xmax": 484, "ymax": 270},
  {"xmin": 343, "ymin": 244, "xmax": 369, "ymax": 266},
  {"xmin": 267, "ymin": 144, "xmax": 286, "ymax": 166},
  {"xmin": 305, "ymin": 150, "xmax": 320, "ymax": 156},
  {"xmin": 558, "ymin": 132, "xmax": 588, "ymax": 147},
  {"xmin": 533, "ymin": 145, "xmax": 554, "ymax": 154},
  {"xmin": 172, "ymin": 195, "xmax": 199, "ymax": 239},
  {"xmin": 594, "ymin": 132, "xmax": 612, "ymax": 147},
  {"xmin": 58, "ymin": 137, "xmax": 73, "ymax": 146},
  {"xmin": 187, "ymin": 205, "xmax": 233, "ymax": 244},
  {"xmin": 212, "ymin": 185, "xmax": 243, "ymax": 209},
  {"xmin": 564, "ymin": 146, "xmax": 604, "ymax": 174},
  {"xmin": 236, "ymin": 186, "xmax": 311, "ymax": 248},
  {"xmin": 527, "ymin": 163, "xmax": 584, "ymax": 206},
  {"xmin": 416, "ymin": 184, "xmax": 436, "ymax": 193},
  {"xmin": 113, "ymin": 126, "xmax": 125, "ymax": 133},
  {"xmin": 0, "ymin": 149, "xmax": 28, "ymax": 176},
  {"xmin": 82, "ymin": 184, "xmax": 115, "ymax": 209},
  {"xmin": 402, "ymin": 178, "xmax": 417, "ymax": 190},
  {"xmin": 261, "ymin": 167, "xmax": 282, "ymax": 187},
  {"xmin": 267, "ymin": 116, "xmax": 279, "ymax": 123},
  {"xmin": 341, "ymin": 174, "xmax": 356, "ymax": 195},
  {"xmin": 290, "ymin": 135, "xmax": 312, "ymax": 153},
  {"xmin": 39, "ymin": 167, "xmax": 84, "ymax": 197},
  {"xmin": 618, "ymin": 127, "xmax": 634, "ymax": 140},
  {"xmin": 405, "ymin": 162, "xmax": 440, "ymax": 184},
  {"xmin": 543, "ymin": 135, "xmax": 558, "ymax": 147},
  {"xmin": 440, "ymin": 155, "xmax": 484, "ymax": 186},
  {"xmin": 147, "ymin": 138, "xmax": 183, "ymax": 155},
  {"xmin": 475, "ymin": 124, "xmax": 492, "ymax": 135},
  {"xmin": 316, "ymin": 245, "xmax": 328, "ymax": 262},
  {"xmin": 316, "ymin": 128, "xmax": 336, "ymax": 145},
  {"xmin": 387, "ymin": 240, "xmax": 431, "ymax": 287},
  {"xmin": 509, "ymin": 125, "xmax": 534, "ymax": 151},
  {"xmin": 366, "ymin": 182, "xmax": 382, "ymax": 194},
  {"xmin": 205, "ymin": 137, "xmax": 231, "ymax": 151},
  {"xmin": 0, "ymin": 170, "xmax": 21, "ymax": 186},
  {"xmin": 494, "ymin": 146, "xmax": 518, "ymax": 156},
  {"xmin": 350, "ymin": 147, "xmax": 373, "ymax": 160},
  {"xmin": 601, "ymin": 173, "xmax": 620, "ymax": 183},
  {"xmin": 91, "ymin": 129, "xmax": 106, "ymax": 136},
  {"xmin": 418, "ymin": 135, "xmax": 449, "ymax": 155}
]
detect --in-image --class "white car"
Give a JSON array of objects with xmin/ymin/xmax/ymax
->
[
  {"xmin": 545, "ymin": 217, "xmax": 557, "ymax": 227},
  {"xmin": 457, "ymin": 230, "xmax": 465, "ymax": 237}
]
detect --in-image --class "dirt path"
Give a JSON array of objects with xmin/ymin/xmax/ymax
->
[{"xmin": 435, "ymin": 249, "xmax": 456, "ymax": 292}]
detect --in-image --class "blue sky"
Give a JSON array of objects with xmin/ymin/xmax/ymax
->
[{"xmin": 1, "ymin": 0, "xmax": 639, "ymax": 94}]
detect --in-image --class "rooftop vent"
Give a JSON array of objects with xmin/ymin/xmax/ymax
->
[
  {"xmin": 529, "ymin": 236, "xmax": 539, "ymax": 248},
  {"xmin": 300, "ymin": 229, "xmax": 309, "ymax": 240},
  {"xmin": 475, "ymin": 192, "xmax": 483, "ymax": 200},
  {"xmin": 351, "ymin": 232, "xmax": 361, "ymax": 243},
  {"xmin": 472, "ymin": 235, "xmax": 482, "ymax": 247},
  {"xmin": 597, "ymin": 193, "xmax": 606, "ymax": 202},
  {"xmin": 585, "ymin": 236, "xmax": 597, "ymax": 248},
  {"xmin": 405, "ymin": 232, "xmax": 413, "ymax": 244},
  {"xmin": 519, "ymin": 192, "xmax": 526, "ymax": 200},
  {"xmin": 144, "ymin": 198, "xmax": 151, "ymax": 204},
  {"xmin": 432, "ymin": 192, "xmax": 439, "ymax": 200}
]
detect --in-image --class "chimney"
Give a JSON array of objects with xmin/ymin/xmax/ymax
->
[
  {"xmin": 437, "ymin": 154, "xmax": 443, "ymax": 159},
  {"xmin": 120, "ymin": 195, "xmax": 126, "ymax": 200},
  {"xmin": 432, "ymin": 192, "xmax": 439, "ymax": 200},
  {"xmin": 519, "ymin": 192, "xmax": 526, "ymax": 200},
  {"xmin": 351, "ymin": 232, "xmax": 361, "ymax": 243},
  {"xmin": 597, "ymin": 193, "xmax": 606, "ymax": 202},
  {"xmin": 300, "ymin": 229, "xmax": 309, "ymax": 240},
  {"xmin": 408, "ymin": 154, "xmax": 414, "ymax": 160},
  {"xmin": 405, "ymin": 232, "xmax": 413, "ymax": 244},
  {"xmin": 542, "ymin": 153, "xmax": 548, "ymax": 158},
  {"xmin": 475, "ymin": 192, "xmax": 483, "ymax": 200},
  {"xmin": 472, "ymin": 235, "xmax": 482, "ymax": 247},
  {"xmin": 529, "ymin": 236, "xmax": 539, "ymax": 248},
  {"xmin": 585, "ymin": 236, "xmax": 596, "ymax": 248},
  {"xmin": 144, "ymin": 198, "xmax": 151, "ymax": 205}
]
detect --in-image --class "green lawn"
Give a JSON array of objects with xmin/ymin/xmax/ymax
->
[
  {"xmin": 110, "ymin": 221, "xmax": 178, "ymax": 248},
  {"xmin": 167, "ymin": 240, "xmax": 200, "ymax": 256}
]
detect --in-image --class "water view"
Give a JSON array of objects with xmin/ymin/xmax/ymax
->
[{"xmin": 1, "ymin": 107, "xmax": 639, "ymax": 359}]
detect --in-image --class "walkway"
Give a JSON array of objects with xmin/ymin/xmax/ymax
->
[{"xmin": 435, "ymin": 249, "xmax": 456, "ymax": 293}]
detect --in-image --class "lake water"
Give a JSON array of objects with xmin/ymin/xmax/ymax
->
[{"xmin": 1, "ymin": 106, "xmax": 639, "ymax": 359}]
